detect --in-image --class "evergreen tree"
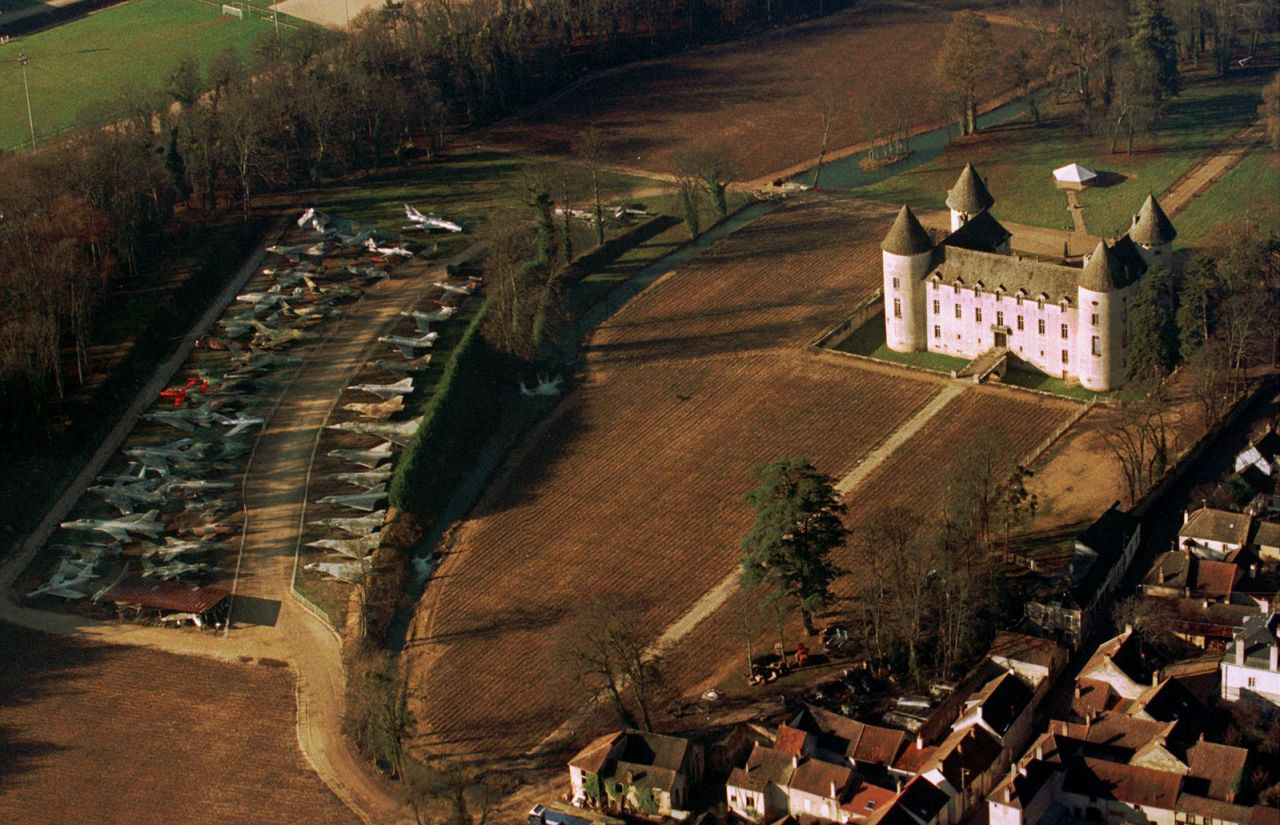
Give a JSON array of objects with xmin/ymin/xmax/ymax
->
[
  {"xmin": 164, "ymin": 127, "xmax": 191, "ymax": 204},
  {"xmin": 1129, "ymin": 264, "xmax": 1180, "ymax": 377},
  {"xmin": 1176, "ymin": 253, "xmax": 1217, "ymax": 361},
  {"xmin": 1131, "ymin": 0, "xmax": 1180, "ymax": 102},
  {"xmin": 740, "ymin": 457, "xmax": 848, "ymax": 635}
]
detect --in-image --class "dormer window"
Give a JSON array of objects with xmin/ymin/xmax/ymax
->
[{"xmin": 1037, "ymin": 299, "xmax": 1045, "ymax": 311}]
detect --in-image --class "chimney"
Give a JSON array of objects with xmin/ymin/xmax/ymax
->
[
  {"xmin": 1270, "ymin": 642, "xmax": 1278, "ymax": 673},
  {"xmin": 1124, "ymin": 623, "xmax": 1134, "ymax": 635},
  {"xmin": 1152, "ymin": 672, "xmax": 1160, "ymax": 687},
  {"xmin": 916, "ymin": 734, "xmax": 924, "ymax": 751},
  {"xmin": 1158, "ymin": 567, "xmax": 1166, "ymax": 585},
  {"xmin": 1073, "ymin": 683, "xmax": 1081, "ymax": 698},
  {"xmin": 1003, "ymin": 785, "xmax": 1012, "ymax": 803},
  {"xmin": 896, "ymin": 777, "xmax": 903, "ymax": 793},
  {"xmin": 792, "ymin": 755, "xmax": 798, "ymax": 769},
  {"xmin": 1236, "ymin": 638, "xmax": 1245, "ymax": 666},
  {"xmin": 1036, "ymin": 745, "xmax": 1043, "ymax": 761},
  {"xmin": 1251, "ymin": 563, "xmax": 1259, "ymax": 578},
  {"xmin": 1262, "ymin": 598, "xmax": 1271, "ymax": 614},
  {"xmin": 830, "ymin": 781, "xmax": 837, "ymax": 799}
]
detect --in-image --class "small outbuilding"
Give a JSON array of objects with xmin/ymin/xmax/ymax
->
[
  {"xmin": 1053, "ymin": 162, "xmax": 1098, "ymax": 190},
  {"xmin": 100, "ymin": 574, "xmax": 230, "ymax": 628}
]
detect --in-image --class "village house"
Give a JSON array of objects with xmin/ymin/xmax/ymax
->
[
  {"xmin": 1234, "ymin": 421, "xmax": 1280, "ymax": 479},
  {"xmin": 881, "ymin": 164, "xmax": 1177, "ymax": 391},
  {"xmin": 986, "ymin": 631, "xmax": 1069, "ymax": 699},
  {"xmin": 1179, "ymin": 506, "xmax": 1253, "ymax": 561},
  {"xmin": 1141, "ymin": 549, "xmax": 1243, "ymax": 600},
  {"xmin": 1220, "ymin": 612, "xmax": 1280, "ymax": 708},
  {"xmin": 568, "ymin": 729, "xmax": 703, "ymax": 819}
]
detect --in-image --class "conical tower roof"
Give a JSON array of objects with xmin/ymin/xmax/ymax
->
[
  {"xmin": 881, "ymin": 205, "xmax": 934, "ymax": 256},
  {"xmin": 1128, "ymin": 194, "xmax": 1177, "ymax": 246},
  {"xmin": 945, "ymin": 163, "xmax": 995, "ymax": 215},
  {"xmin": 1080, "ymin": 240, "xmax": 1122, "ymax": 292}
]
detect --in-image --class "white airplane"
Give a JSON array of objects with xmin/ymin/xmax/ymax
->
[
  {"xmin": 142, "ymin": 559, "xmax": 220, "ymax": 580},
  {"xmin": 343, "ymin": 396, "xmax": 405, "ymax": 420},
  {"xmin": 310, "ymin": 511, "xmax": 386, "ymax": 535},
  {"xmin": 376, "ymin": 356, "xmax": 432, "ymax": 375},
  {"xmin": 281, "ymin": 301, "xmax": 338, "ymax": 323},
  {"xmin": 401, "ymin": 308, "xmax": 454, "ymax": 331},
  {"xmin": 316, "ymin": 486, "xmax": 388, "ymax": 512},
  {"xmin": 124, "ymin": 440, "xmax": 207, "ymax": 475},
  {"xmin": 364, "ymin": 238, "xmax": 413, "ymax": 258},
  {"xmin": 434, "ymin": 280, "xmax": 479, "ymax": 297},
  {"xmin": 520, "ymin": 374, "xmax": 564, "ymax": 398},
  {"xmin": 141, "ymin": 537, "xmax": 221, "ymax": 562},
  {"xmin": 347, "ymin": 377, "xmax": 414, "ymax": 400},
  {"xmin": 553, "ymin": 205, "xmax": 596, "ymax": 222},
  {"xmin": 327, "ymin": 441, "xmax": 395, "ymax": 468},
  {"xmin": 307, "ymin": 533, "xmax": 382, "ymax": 559},
  {"xmin": 345, "ymin": 263, "xmax": 388, "ymax": 281},
  {"xmin": 161, "ymin": 478, "xmax": 235, "ymax": 497},
  {"xmin": 213, "ymin": 411, "xmax": 265, "ymax": 438},
  {"xmin": 379, "ymin": 333, "xmax": 437, "ymax": 358},
  {"xmin": 28, "ymin": 559, "xmax": 97, "ymax": 599},
  {"xmin": 60, "ymin": 509, "xmax": 164, "ymax": 543},
  {"xmin": 305, "ymin": 559, "xmax": 370, "ymax": 584},
  {"xmin": 157, "ymin": 612, "xmax": 205, "ymax": 628},
  {"xmin": 404, "ymin": 204, "xmax": 462, "ymax": 233},
  {"xmin": 332, "ymin": 469, "xmax": 392, "ymax": 489},
  {"xmin": 236, "ymin": 286, "xmax": 284, "ymax": 307},
  {"xmin": 326, "ymin": 417, "xmax": 420, "ymax": 447},
  {"xmin": 297, "ymin": 206, "xmax": 320, "ymax": 229},
  {"xmin": 612, "ymin": 205, "xmax": 652, "ymax": 219}
]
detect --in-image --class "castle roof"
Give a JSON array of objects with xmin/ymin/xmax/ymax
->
[
  {"xmin": 1079, "ymin": 240, "xmax": 1146, "ymax": 292},
  {"xmin": 941, "ymin": 209, "xmax": 1011, "ymax": 253},
  {"xmin": 946, "ymin": 163, "xmax": 995, "ymax": 215},
  {"xmin": 881, "ymin": 205, "xmax": 934, "ymax": 256},
  {"xmin": 929, "ymin": 246, "xmax": 1079, "ymax": 303},
  {"xmin": 1128, "ymin": 195, "xmax": 1177, "ymax": 246}
]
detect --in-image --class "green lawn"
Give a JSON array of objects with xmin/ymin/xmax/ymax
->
[
  {"xmin": 834, "ymin": 313, "xmax": 970, "ymax": 373},
  {"xmin": 0, "ymin": 0, "xmax": 297, "ymax": 149},
  {"xmin": 0, "ymin": 0, "xmax": 45, "ymax": 13},
  {"xmin": 849, "ymin": 75, "xmax": 1266, "ymax": 237},
  {"xmin": 1173, "ymin": 149, "xmax": 1280, "ymax": 249}
]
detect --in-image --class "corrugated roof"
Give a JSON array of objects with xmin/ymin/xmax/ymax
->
[
  {"xmin": 881, "ymin": 205, "xmax": 934, "ymax": 256},
  {"xmin": 101, "ymin": 575, "xmax": 229, "ymax": 614},
  {"xmin": 1128, "ymin": 195, "xmax": 1177, "ymax": 246},
  {"xmin": 946, "ymin": 163, "xmax": 995, "ymax": 215}
]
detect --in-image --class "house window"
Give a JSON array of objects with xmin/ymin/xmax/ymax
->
[
  {"xmin": 975, "ymin": 307, "xmax": 983, "ymax": 323},
  {"xmin": 1016, "ymin": 295, "xmax": 1023, "ymax": 306},
  {"xmin": 1038, "ymin": 319, "xmax": 1046, "ymax": 335},
  {"xmin": 1091, "ymin": 335, "xmax": 1101, "ymax": 356},
  {"xmin": 1248, "ymin": 677, "xmax": 1257, "ymax": 688},
  {"xmin": 1061, "ymin": 323, "xmax": 1069, "ymax": 339},
  {"xmin": 1062, "ymin": 349, "xmax": 1069, "ymax": 364},
  {"xmin": 933, "ymin": 300, "xmax": 941, "ymax": 314},
  {"xmin": 953, "ymin": 284, "xmax": 960, "ymax": 294},
  {"xmin": 892, "ymin": 276, "xmax": 900, "ymax": 289},
  {"xmin": 1017, "ymin": 316, "xmax": 1024, "ymax": 331},
  {"xmin": 1037, "ymin": 299, "xmax": 1045, "ymax": 310},
  {"xmin": 934, "ymin": 325, "xmax": 941, "ymax": 338},
  {"xmin": 1091, "ymin": 313, "xmax": 1100, "ymax": 326},
  {"xmin": 894, "ymin": 298, "xmax": 902, "ymax": 318},
  {"xmin": 955, "ymin": 304, "xmax": 962, "ymax": 319},
  {"xmin": 997, "ymin": 311, "xmax": 1004, "ymax": 326}
]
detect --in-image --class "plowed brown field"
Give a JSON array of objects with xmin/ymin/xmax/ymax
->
[
  {"xmin": 402, "ymin": 195, "xmax": 1080, "ymax": 762},
  {"xmin": 0, "ymin": 623, "xmax": 353, "ymax": 825},
  {"xmin": 480, "ymin": 4, "xmax": 1031, "ymax": 179}
]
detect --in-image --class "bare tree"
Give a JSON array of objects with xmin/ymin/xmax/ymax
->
[
  {"xmin": 573, "ymin": 127, "xmax": 608, "ymax": 245},
  {"xmin": 1102, "ymin": 386, "xmax": 1173, "ymax": 505},
  {"xmin": 562, "ymin": 602, "xmax": 662, "ymax": 730},
  {"xmin": 935, "ymin": 11, "xmax": 994, "ymax": 135},
  {"xmin": 810, "ymin": 86, "xmax": 839, "ymax": 189}
]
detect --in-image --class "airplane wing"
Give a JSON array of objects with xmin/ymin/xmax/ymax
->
[{"xmin": 99, "ymin": 526, "xmax": 131, "ymax": 542}]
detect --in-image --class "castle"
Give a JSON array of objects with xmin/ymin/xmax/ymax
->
[{"xmin": 881, "ymin": 164, "xmax": 1178, "ymax": 391}]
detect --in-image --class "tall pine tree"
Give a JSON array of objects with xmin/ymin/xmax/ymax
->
[
  {"xmin": 1131, "ymin": 0, "xmax": 1180, "ymax": 102},
  {"xmin": 1129, "ymin": 264, "xmax": 1180, "ymax": 377}
]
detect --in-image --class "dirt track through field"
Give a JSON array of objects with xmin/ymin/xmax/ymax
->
[{"xmin": 1158, "ymin": 118, "xmax": 1267, "ymax": 217}]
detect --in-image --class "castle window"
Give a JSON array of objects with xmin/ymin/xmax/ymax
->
[
  {"xmin": 975, "ymin": 307, "xmax": 983, "ymax": 323},
  {"xmin": 997, "ymin": 311, "xmax": 1004, "ymax": 326},
  {"xmin": 892, "ymin": 277, "xmax": 900, "ymax": 289},
  {"xmin": 1017, "ymin": 316, "xmax": 1024, "ymax": 331},
  {"xmin": 1037, "ymin": 299, "xmax": 1045, "ymax": 311},
  {"xmin": 1060, "ymin": 324, "xmax": 1069, "ymax": 339},
  {"xmin": 1091, "ymin": 313, "xmax": 1099, "ymax": 326},
  {"xmin": 955, "ymin": 305, "xmax": 962, "ymax": 319},
  {"xmin": 1062, "ymin": 350, "xmax": 1069, "ymax": 364},
  {"xmin": 1091, "ymin": 336, "xmax": 1101, "ymax": 356},
  {"xmin": 933, "ymin": 300, "xmax": 941, "ymax": 314},
  {"xmin": 953, "ymin": 284, "xmax": 960, "ymax": 295},
  {"xmin": 934, "ymin": 325, "xmax": 941, "ymax": 338},
  {"xmin": 1016, "ymin": 295, "xmax": 1023, "ymax": 307},
  {"xmin": 1038, "ymin": 319, "xmax": 1046, "ymax": 335},
  {"xmin": 893, "ymin": 298, "xmax": 902, "ymax": 318}
]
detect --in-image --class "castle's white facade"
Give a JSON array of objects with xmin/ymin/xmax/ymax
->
[{"xmin": 881, "ymin": 164, "xmax": 1178, "ymax": 392}]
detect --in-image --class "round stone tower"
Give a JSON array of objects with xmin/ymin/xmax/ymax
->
[
  {"xmin": 1127, "ymin": 194, "xmax": 1178, "ymax": 270},
  {"xmin": 882, "ymin": 205, "xmax": 934, "ymax": 353},
  {"xmin": 945, "ymin": 163, "xmax": 995, "ymax": 232},
  {"xmin": 1076, "ymin": 240, "xmax": 1127, "ymax": 392}
]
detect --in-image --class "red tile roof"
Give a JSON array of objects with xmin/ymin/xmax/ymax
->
[
  {"xmin": 1071, "ymin": 677, "xmax": 1122, "ymax": 718},
  {"xmin": 789, "ymin": 757, "xmax": 851, "ymax": 798},
  {"xmin": 1186, "ymin": 740, "xmax": 1249, "ymax": 802},
  {"xmin": 569, "ymin": 731, "xmax": 621, "ymax": 773},
  {"xmin": 1063, "ymin": 757, "xmax": 1181, "ymax": 810},
  {"xmin": 842, "ymin": 780, "xmax": 896, "ymax": 820},
  {"xmin": 773, "ymin": 725, "xmax": 809, "ymax": 757}
]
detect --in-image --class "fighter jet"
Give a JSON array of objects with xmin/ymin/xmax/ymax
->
[
  {"xmin": 143, "ymin": 403, "xmax": 216, "ymax": 433},
  {"xmin": 236, "ymin": 287, "xmax": 285, "ymax": 309},
  {"xmin": 123, "ymin": 439, "xmax": 207, "ymax": 475},
  {"xmin": 401, "ymin": 307, "xmax": 455, "ymax": 331},
  {"xmin": 553, "ymin": 205, "xmax": 596, "ymax": 222},
  {"xmin": 161, "ymin": 478, "xmax": 236, "ymax": 498},
  {"xmin": 364, "ymin": 238, "xmax": 413, "ymax": 258},
  {"xmin": 307, "ymin": 533, "xmax": 382, "ymax": 559},
  {"xmin": 305, "ymin": 559, "xmax": 371, "ymax": 584},
  {"xmin": 27, "ymin": 558, "xmax": 97, "ymax": 599},
  {"xmin": 343, "ymin": 396, "xmax": 405, "ymax": 420},
  {"xmin": 347, "ymin": 377, "xmax": 414, "ymax": 400},
  {"xmin": 332, "ymin": 468, "xmax": 392, "ymax": 489},
  {"xmin": 379, "ymin": 333, "xmax": 437, "ymax": 359},
  {"xmin": 612, "ymin": 204, "xmax": 653, "ymax": 219},
  {"xmin": 310, "ymin": 510, "xmax": 386, "ymax": 535},
  {"xmin": 60, "ymin": 509, "xmax": 164, "ymax": 543},
  {"xmin": 344, "ymin": 263, "xmax": 388, "ymax": 281},
  {"xmin": 141, "ymin": 537, "xmax": 222, "ymax": 562},
  {"xmin": 375, "ymin": 356, "xmax": 432, "ymax": 375},
  {"xmin": 213, "ymin": 411, "xmax": 265, "ymax": 438},
  {"xmin": 327, "ymin": 441, "xmax": 395, "ymax": 469},
  {"xmin": 316, "ymin": 487, "xmax": 388, "ymax": 512},
  {"xmin": 267, "ymin": 242, "xmax": 325, "ymax": 261},
  {"xmin": 142, "ymin": 559, "xmax": 220, "ymax": 580},
  {"xmin": 217, "ymin": 313, "xmax": 259, "ymax": 339},
  {"xmin": 403, "ymin": 204, "xmax": 462, "ymax": 233},
  {"xmin": 326, "ymin": 417, "xmax": 420, "ymax": 447},
  {"xmin": 87, "ymin": 480, "xmax": 164, "ymax": 515},
  {"xmin": 520, "ymin": 374, "xmax": 564, "ymax": 398},
  {"xmin": 251, "ymin": 320, "xmax": 315, "ymax": 350},
  {"xmin": 434, "ymin": 280, "xmax": 479, "ymax": 297}
]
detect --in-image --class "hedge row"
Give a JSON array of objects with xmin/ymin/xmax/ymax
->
[{"xmin": 388, "ymin": 304, "xmax": 507, "ymax": 520}]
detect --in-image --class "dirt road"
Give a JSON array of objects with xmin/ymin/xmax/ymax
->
[{"xmin": 1158, "ymin": 119, "xmax": 1266, "ymax": 217}]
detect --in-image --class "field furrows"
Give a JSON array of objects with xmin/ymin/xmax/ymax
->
[
  {"xmin": 479, "ymin": 6, "xmax": 1030, "ymax": 179},
  {"xmin": 405, "ymin": 353, "xmax": 937, "ymax": 758},
  {"xmin": 0, "ymin": 623, "xmax": 353, "ymax": 825},
  {"xmin": 590, "ymin": 199, "xmax": 890, "ymax": 364}
]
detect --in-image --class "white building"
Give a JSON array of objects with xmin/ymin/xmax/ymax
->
[
  {"xmin": 1220, "ymin": 612, "xmax": 1280, "ymax": 708},
  {"xmin": 881, "ymin": 165, "xmax": 1177, "ymax": 392},
  {"xmin": 1179, "ymin": 506, "xmax": 1253, "ymax": 561}
]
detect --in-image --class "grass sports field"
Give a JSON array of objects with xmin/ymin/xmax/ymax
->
[{"xmin": 0, "ymin": 0, "xmax": 297, "ymax": 149}]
